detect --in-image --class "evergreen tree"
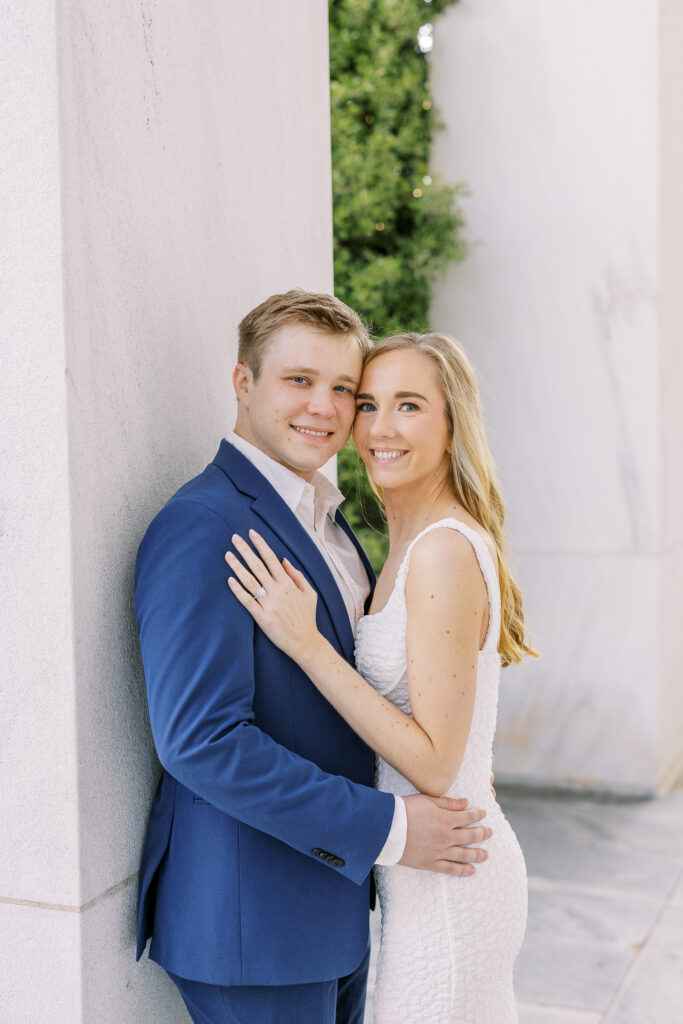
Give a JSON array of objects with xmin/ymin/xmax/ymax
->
[{"xmin": 330, "ymin": 0, "xmax": 464, "ymax": 569}]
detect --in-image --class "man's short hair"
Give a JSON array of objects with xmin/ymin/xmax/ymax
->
[{"xmin": 238, "ymin": 289, "xmax": 372, "ymax": 377}]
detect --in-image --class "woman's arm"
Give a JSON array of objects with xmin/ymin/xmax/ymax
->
[{"xmin": 227, "ymin": 528, "xmax": 488, "ymax": 798}]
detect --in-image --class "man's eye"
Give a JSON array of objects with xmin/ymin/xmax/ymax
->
[
  {"xmin": 334, "ymin": 385, "xmax": 353, "ymax": 394},
  {"xmin": 290, "ymin": 376, "xmax": 308, "ymax": 384}
]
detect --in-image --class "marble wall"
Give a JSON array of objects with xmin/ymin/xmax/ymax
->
[
  {"xmin": 1, "ymin": 1, "xmax": 334, "ymax": 1020},
  {"xmin": 431, "ymin": 0, "xmax": 683, "ymax": 794}
]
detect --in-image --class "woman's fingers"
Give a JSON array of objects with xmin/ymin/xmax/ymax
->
[
  {"xmin": 227, "ymin": 576, "xmax": 266, "ymax": 622},
  {"xmin": 229, "ymin": 533, "xmax": 273, "ymax": 586},
  {"xmin": 248, "ymin": 530, "xmax": 288, "ymax": 579},
  {"xmin": 225, "ymin": 551, "xmax": 264, "ymax": 598},
  {"xmin": 282, "ymin": 558, "xmax": 311, "ymax": 592},
  {"xmin": 227, "ymin": 532, "xmax": 307, "ymax": 597}
]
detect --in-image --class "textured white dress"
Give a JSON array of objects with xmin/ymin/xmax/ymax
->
[{"xmin": 355, "ymin": 519, "xmax": 527, "ymax": 1024}]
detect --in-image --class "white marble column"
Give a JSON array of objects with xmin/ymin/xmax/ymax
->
[
  {"xmin": 431, "ymin": 0, "xmax": 683, "ymax": 794},
  {"xmin": 1, "ymin": 1, "xmax": 334, "ymax": 1020}
]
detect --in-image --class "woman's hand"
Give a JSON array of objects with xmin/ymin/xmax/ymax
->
[{"xmin": 226, "ymin": 530, "xmax": 322, "ymax": 664}]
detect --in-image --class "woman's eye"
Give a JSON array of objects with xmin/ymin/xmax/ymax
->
[
  {"xmin": 356, "ymin": 401, "xmax": 375, "ymax": 413},
  {"xmin": 399, "ymin": 401, "xmax": 418, "ymax": 412}
]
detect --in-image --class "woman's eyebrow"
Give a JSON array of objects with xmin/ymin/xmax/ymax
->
[
  {"xmin": 355, "ymin": 390, "xmax": 429, "ymax": 402},
  {"xmin": 396, "ymin": 391, "xmax": 428, "ymax": 402}
]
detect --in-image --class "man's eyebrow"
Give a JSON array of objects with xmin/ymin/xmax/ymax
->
[
  {"xmin": 282, "ymin": 365, "xmax": 320, "ymax": 376},
  {"xmin": 281, "ymin": 366, "xmax": 358, "ymax": 384}
]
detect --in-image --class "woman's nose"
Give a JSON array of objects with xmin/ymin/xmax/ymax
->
[{"xmin": 368, "ymin": 408, "xmax": 395, "ymax": 438}]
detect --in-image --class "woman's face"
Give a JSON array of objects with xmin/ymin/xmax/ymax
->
[{"xmin": 353, "ymin": 349, "xmax": 452, "ymax": 493}]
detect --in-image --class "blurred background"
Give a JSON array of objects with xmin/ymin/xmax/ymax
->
[{"xmin": 2, "ymin": 1, "xmax": 681, "ymax": 1021}]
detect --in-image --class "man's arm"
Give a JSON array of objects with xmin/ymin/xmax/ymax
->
[
  {"xmin": 138, "ymin": 498, "xmax": 490, "ymax": 881},
  {"xmin": 136, "ymin": 498, "xmax": 396, "ymax": 885}
]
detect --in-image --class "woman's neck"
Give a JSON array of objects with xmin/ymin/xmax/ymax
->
[{"xmin": 383, "ymin": 476, "xmax": 460, "ymax": 549}]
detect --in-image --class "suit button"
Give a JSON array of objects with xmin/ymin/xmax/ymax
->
[
  {"xmin": 332, "ymin": 857, "xmax": 345, "ymax": 867},
  {"xmin": 312, "ymin": 848, "xmax": 322, "ymax": 856}
]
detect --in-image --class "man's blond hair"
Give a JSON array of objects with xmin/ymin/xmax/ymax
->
[{"xmin": 238, "ymin": 289, "xmax": 372, "ymax": 377}]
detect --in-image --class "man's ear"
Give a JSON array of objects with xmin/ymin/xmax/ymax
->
[{"xmin": 233, "ymin": 363, "xmax": 252, "ymax": 406}]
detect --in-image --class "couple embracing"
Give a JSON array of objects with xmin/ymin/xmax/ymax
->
[{"xmin": 135, "ymin": 289, "xmax": 536, "ymax": 1024}]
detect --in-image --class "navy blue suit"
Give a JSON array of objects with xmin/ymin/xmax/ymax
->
[{"xmin": 135, "ymin": 441, "xmax": 395, "ymax": 1002}]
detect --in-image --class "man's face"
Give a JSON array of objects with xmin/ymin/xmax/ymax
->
[{"xmin": 233, "ymin": 323, "xmax": 362, "ymax": 480}]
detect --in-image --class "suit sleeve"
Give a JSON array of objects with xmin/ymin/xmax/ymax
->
[{"xmin": 135, "ymin": 498, "xmax": 395, "ymax": 885}]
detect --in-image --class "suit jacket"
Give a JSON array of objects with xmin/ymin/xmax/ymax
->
[{"xmin": 135, "ymin": 440, "xmax": 395, "ymax": 985}]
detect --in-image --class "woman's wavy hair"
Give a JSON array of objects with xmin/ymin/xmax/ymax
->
[{"xmin": 364, "ymin": 332, "xmax": 539, "ymax": 667}]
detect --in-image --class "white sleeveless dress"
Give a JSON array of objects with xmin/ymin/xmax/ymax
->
[{"xmin": 355, "ymin": 518, "xmax": 527, "ymax": 1024}]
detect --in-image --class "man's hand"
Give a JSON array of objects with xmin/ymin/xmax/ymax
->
[{"xmin": 399, "ymin": 795, "xmax": 492, "ymax": 876}]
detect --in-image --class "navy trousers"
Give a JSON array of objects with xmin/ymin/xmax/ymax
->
[{"xmin": 169, "ymin": 940, "xmax": 371, "ymax": 1024}]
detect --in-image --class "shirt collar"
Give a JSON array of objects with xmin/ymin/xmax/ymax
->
[{"xmin": 227, "ymin": 430, "xmax": 345, "ymax": 519}]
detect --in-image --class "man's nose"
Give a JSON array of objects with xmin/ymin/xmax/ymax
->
[{"xmin": 305, "ymin": 386, "xmax": 336, "ymax": 418}]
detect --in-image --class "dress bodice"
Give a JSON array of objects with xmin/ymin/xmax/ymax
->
[{"xmin": 354, "ymin": 517, "xmax": 502, "ymax": 806}]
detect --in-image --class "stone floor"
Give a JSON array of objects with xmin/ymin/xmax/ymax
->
[{"xmin": 364, "ymin": 785, "xmax": 683, "ymax": 1023}]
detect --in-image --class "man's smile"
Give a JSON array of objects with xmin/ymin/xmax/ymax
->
[{"xmin": 291, "ymin": 425, "xmax": 334, "ymax": 437}]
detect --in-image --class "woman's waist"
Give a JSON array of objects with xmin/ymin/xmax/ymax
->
[{"xmin": 376, "ymin": 758, "xmax": 499, "ymax": 809}]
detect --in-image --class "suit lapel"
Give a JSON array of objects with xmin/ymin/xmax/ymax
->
[
  {"xmin": 335, "ymin": 509, "xmax": 376, "ymax": 614},
  {"xmin": 213, "ymin": 441, "xmax": 359, "ymax": 661}
]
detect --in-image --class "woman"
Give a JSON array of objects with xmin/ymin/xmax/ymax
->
[{"xmin": 226, "ymin": 332, "xmax": 538, "ymax": 1023}]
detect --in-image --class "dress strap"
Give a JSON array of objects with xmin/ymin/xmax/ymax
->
[{"xmin": 398, "ymin": 518, "xmax": 501, "ymax": 654}]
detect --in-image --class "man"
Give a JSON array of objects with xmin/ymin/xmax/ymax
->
[{"xmin": 135, "ymin": 290, "xmax": 491, "ymax": 1024}]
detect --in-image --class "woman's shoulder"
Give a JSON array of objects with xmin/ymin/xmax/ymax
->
[{"xmin": 406, "ymin": 520, "xmax": 489, "ymax": 586}]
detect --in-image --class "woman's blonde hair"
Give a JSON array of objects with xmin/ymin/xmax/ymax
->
[{"xmin": 365, "ymin": 332, "xmax": 539, "ymax": 667}]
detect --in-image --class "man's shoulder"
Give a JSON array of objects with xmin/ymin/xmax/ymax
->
[
  {"xmin": 141, "ymin": 452, "xmax": 248, "ymax": 545},
  {"xmin": 171, "ymin": 461, "xmax": 233, "ymax": 511}
]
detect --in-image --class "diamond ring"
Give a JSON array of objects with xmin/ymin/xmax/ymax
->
[{"xmin": 254, "ymin": 586, "xmax": 267, "ymax": 599}]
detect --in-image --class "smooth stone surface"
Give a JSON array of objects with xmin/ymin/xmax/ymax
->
[
  {"xmin": 80, "ymin": 880, "xmax": 190, "ymax": 1024},
  {"xmin": 649, "ymin": 897, "xmax": 683, "ymax": 950},
  {"xmin": 603, "ymin": 943, "xmax": 683, "ymax": 1024},
  {"xmin": 515, "ymin": 886, "xmax": 659, "ymax": 1009},
  {"xmin": 1, "ymin": 0, "xmax": 82, "ymax": 908},
  {"xmin": 0, "ymin": 901, "xmax": 81, "ymax": 1024},
  {"xmin": 494, "ymin": 552, "xmax": 659, "ymax": 794},
  {"xmin": 518, "ymin": 1005, "xmax": 603, "ymax": 1024},
  {"xmin": 658, "ymin": 543, "xmax": 683, "ymax": 785},
  {"xmin": 499, "ymin": 790, "xmax": 683, "ymax": 896},
  {"xmin": 431, "ymin": 0, "xmax": 683, "ymax": 796},
  {"xmin": 660, "ymin": 0, "xmax": 683, "ymax": 554},
  {"xmin": 431, "ymin": 0, "xmax": 659, "ymax": 557}
]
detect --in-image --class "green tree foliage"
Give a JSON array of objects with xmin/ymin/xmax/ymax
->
[{"xmin": 330, "ymin": 0, "xmax": 465, "ymax": 570}]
